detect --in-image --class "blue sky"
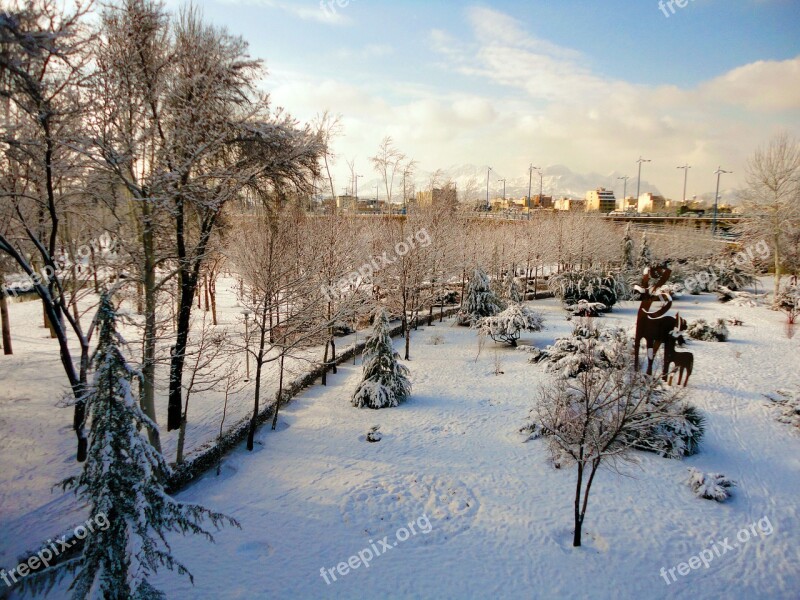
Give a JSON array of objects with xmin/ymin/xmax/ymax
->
[{"xmin": 168, "ymin": 0, "xmax": 800, "ymax": 200}]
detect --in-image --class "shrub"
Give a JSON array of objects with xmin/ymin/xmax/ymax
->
[
  {"xmin": 765, "ymin": 385, "xmax": 800, "ymax": 429},
  {"xmin": 564, "ymin": 300, "xmax": 607, "ymax": 318},
  {"xmin": 686, "ymin": 318, "xmax": 729, "ymax": 342},
  {"xmin": 529, "ymin": 321, "xmax": 628, "ymax": 378},
  {"xmin": 548, "ymin": 269, "xmax": 627, "ymax": 310},
  {"xmin": 478, "ymin": 304, "xmax": 544, "ymax": 347},
  {"xmin": 775, "ymin": 280, "xmax": 800, "ymax": 323},
  {"xmin": 686, "ymin": 468, "xmax": 736, "ymax": 502}
]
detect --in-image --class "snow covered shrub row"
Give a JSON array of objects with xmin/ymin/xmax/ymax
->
[
  {"xmin": 765, "ymin": 386, "xmax": 800, "ymax": 429},
  {"xmin": 352, "ymin": 309, "xmax": 412, "ymax": 409},
  {"xmin": 686, "ymin": 318, "xmax": 729, "ymax": 342},
  {"xmin": 477, "ymin": 304, "xmax": 544, "ymax": 347},
  {"xmin": 457, "ymin": 268, "xmax": 504, "ymax": 326},
  {"xmin": 547, "ymin": 268, "xmax": 627, "ymax": 310},
  {"xmin": 686, "ymin": 468, "xmax": 736, "ymax": 502}
]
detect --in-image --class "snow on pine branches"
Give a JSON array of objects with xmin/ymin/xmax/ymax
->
[
  {"xmin": 457, "ymin": 268, "xmax": 504, "ymax": 326},
  {"xmin": 547, "ymin": 268, "xmax": 626, "ymax": 311},
  {"xmin": 23, "ymin": 294, "xmax": 239, "ymax": 600},
  {"xmin": 686, "ymin": 468, "xmax": 736, "ymax": 502},
  {"xmin": 352, "ymin": 308, "xmax": 412, "ymax": 409},
  {"xmin": 477, "ymin": 304, "xmax": 544, "ymax": 347},
  {"xmin": 686, "ymin": 318, "xmax": 730, "ymax": 342}
]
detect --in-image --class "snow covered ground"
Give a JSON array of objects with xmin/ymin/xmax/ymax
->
[{"xmin": 4, "ymin": 284, "xmax": 800, "ymax": 599}]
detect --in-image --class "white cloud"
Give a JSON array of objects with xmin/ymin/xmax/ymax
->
[{"xmin": 218, "ymin": 0, "xmax": 352, "ymax": 25}]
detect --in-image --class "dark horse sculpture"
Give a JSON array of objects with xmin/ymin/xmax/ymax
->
[{"xmin": 634, "ymin": 264, "xmax": 688, "ymax": 378}]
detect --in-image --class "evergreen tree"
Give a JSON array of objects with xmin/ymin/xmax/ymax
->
[
  {"xmin": 458, "ymin": 268, "xmax": 504, "ymax": 326},
  {"xmin": 502, "ymin": 271, "xmax": 523, "ymax": 304},
  {"xmin": 352, "ymin": 308, "xmax": 412, "ymax": 409},
  {"xmin": 622, "ymin": 223, "xmax": 635, "ymax": 270},
  {"xmin": 29, "ymin": 294, "xmax": 238, "ymax": 599},
  {"xmin": 638, "ymin": 232, "xmax": 652, "ymax": 270}
]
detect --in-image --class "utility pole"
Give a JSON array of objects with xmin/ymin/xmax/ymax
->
[
  {"xmin": 636, "ymin": 156, "xmax": 651, "ymax": 202},
  {"xmin": 713, "ymin": 166, "xmax": 731, "ymax": 235},
  {"xmin": 498, "ymin": 178, "xmax": 506, "ymax": 202},
  {"xmin": 527, "ymin": 164, "xmax": 534, "ymax": 219}
]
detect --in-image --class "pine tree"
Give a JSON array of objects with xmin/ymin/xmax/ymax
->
[
  {"xmin": 458, "ymin": 267, "xmax": 504, "ymax": 326},
  {"xmin": 502, "ymin": 271, "xmax": 523, "ymax": 304},
  {"xmin": 638, "ymin": 232, "xmax": 652, "ymax": 270},
  {"xmin": 30, "ymin": 294, "xmax": 238, "ymax": 599},
  {"xmin": 352, "ymin": 308, "xmax": 412, "ymax": 409},
  {"xmin": 622, "ymin": 223, "xmax": 634, "ymax": 270}
]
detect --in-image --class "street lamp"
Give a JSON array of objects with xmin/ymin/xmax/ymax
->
[
  {"xmin": 241, "ymin": 308, "xmax": 252, "ymax": 382},
  {"xmin": 355, "ymin": 173, "xmax": 363, "ymax": 201},
  {"xmin": 618, "ymin": 175, "xmax": 630, "ymax": 211},
  {"xmin": 713, "ymin": 166, "xmax": 732, "ymax": 235},
  {"xmin": 677, "ymin": 163, "xmax": 691, "ymax": 203},
  {"xmin": 486, "ymin": 166, "xmax": 493, "ymax": 211},
  {"xmin": 636, "ymin": 156, "xmax": 651, "ymax": 202},
  {"xmin": 498, "ymin": 178, "xmax": 506, "ymax": 201}
]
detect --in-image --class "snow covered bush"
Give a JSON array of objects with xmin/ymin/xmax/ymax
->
[
  {"xmin": 478, "ymin": 304, "xmax": 544, "ymax": 347},
  {"xmin": 529, "ymin": 321, "xmax": 628, "ymax": 378},
  {"xmin": 765, "ymin": 386, "xmax": 800, "ymax": 429},
  {"xmin": 352, "ymin": 309, "xmax": 412, "ymax": 409},
  {"xmin": 501, "ymin": 271, "xmax": 523, "ymax": 304},
  {"xmin": 775, "ymin": 279, "xmax": 800, "ymax": 323},
  {"xmin": 630, "ymin": 403, "xmax": 706, "ymax": 459},
  {"xmin": 548, "ymin": 268, "xmax": 625, "ymax": 311},
  {"xmin": 457, "ymin": 268, "xmax": 504, "ymax": 326},
  {"xmin": 686, "ymin": 318, "xmax": 729, "ymax": 342},
  {"xmin": 686, "ymin": 468, "xmax": 736, "ymax": 502},
  {"xmin": 564, "ymin": 299, "xmax": 606, "ymax": 318},
  {"xmin": 24, "ymin": 295, "xmax": 238, "ymax": 599}
]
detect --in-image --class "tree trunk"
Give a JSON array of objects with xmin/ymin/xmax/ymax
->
[
  {"xmin": 209, "ymin": 274, "xmax": 218, "ymax": 325},
  {"xmin": 321, "ymin": 341, "xmax": 329, "ymax": 385},
  {"xmin": 0, "ymin": 288, "xmax": 12, "ymax": 355},
  {"xmin": 271, "ymin": 352, "xmax": 286, "ymax": 430},
  {"xmin": 573, "ymin": 463, "xmax": 584, "ymax": 547},
  {"xmin": 774, "ymin": 234, "xmax": 782, "ymax": 301},
  {"xmin": 141, "ymin": 202, "xmax": 161, "ymax": 451},
  {"xmin": 247, "ymin": 304, "xmax": 269, "ymax": 451}
]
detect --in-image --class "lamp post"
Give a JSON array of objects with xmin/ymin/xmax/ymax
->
[
  {"xmin": 242, "ymin": 308, "xmax": 252, "ymax": 382},
  {"xmin": 713, "ymin": 166, "xmax": 731, "ymax": 235},
  {"xmin": 486, "ymin": 166, "xmax": 493, "ymax": 211},
  {"xmin": 636, "ymin": 156, "xmax": 651, "ymax": 203},
  {"xmin": 617, "ymin": 175, "xmax": 630, "ymax": 210},
  {"xmin": 677, "ymin": 163, "xmax": 691, "ymax": 203}
]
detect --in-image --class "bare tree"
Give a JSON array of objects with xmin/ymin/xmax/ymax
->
[
  {"xmin": 0, "ymin": 0, "xmax": 96, "ymax": 460},
  {"xmin": 536, "ymin": 336, "xmax": 684, "ymax": 547},
  {"xmin": 738, "ymin": 133, "xmax": 800, "ymax": 299},
  {"xmin": 370, "ymin": 136, "xmax": 405, "ymax": 215}
]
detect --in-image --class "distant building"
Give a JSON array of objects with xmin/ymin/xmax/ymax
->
[
  {"xmin": 555, "ymin": 197, "xmax": 584, "ymax": 211},
  {"xmin": 526, "ymin": 194, "xmax": 553, "ymax": 209},
  {"xmin": 336, "ymin": 194, "xmax": 358, "ymax": 212},
  {"xmin": 617, "ymin": 196, "xmax": 637, "ymax": 212},
  {"xmin": 417, "ymin": 185, "xmax": 457, "ymax": 210},
  {"xmin": 637, "ymin": 192, "xmax": 667, "ymax": 213},
  {"xmin": 585, "ymin": 188, "xmax": 617, "ymax": 213}
]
